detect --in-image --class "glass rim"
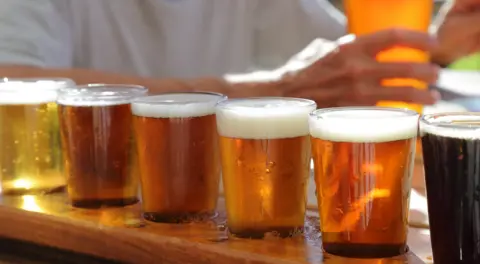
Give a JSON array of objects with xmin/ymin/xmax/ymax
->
[
  {"xmin": 57, "ymin": 84, "xmax": 148, "ymax": 105},
  {"xmin": 420, "ymin": 112, "xmax": 480, "ymax": 131},
  {"xmin": 0, "ymin": 77, "xmax": 75, "ymax": 92},
  {"xmin": 310, "ymin": 106, "xmax": 419, "ymax": 119},
  {"xmin": 131, "ymin": 91, "xmax": 226, "ymax": 106},
  {"xmin": 215, "ymin": 96, "xmax": 316, "ymax": 110}
]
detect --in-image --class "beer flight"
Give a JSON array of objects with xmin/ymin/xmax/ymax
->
[{"xmin": 0, "ymin": 79, "xmax": 478, "ymax": 263}]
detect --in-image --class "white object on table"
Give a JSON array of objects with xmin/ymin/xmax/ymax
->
[{"xmin": 437, "ymin": 69, "xmax": 480, "ymax": 97}]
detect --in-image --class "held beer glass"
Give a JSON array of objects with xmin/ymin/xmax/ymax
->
[
  {"xmin": 0, "ymin": 78, "xmax": 75, "ymax": 195},
  {"xmin": 131, "ymin": 92, "xmax": 226, "ymax": 223},
  {"xmin": 421, "ymin": 113, "xmax": 480, "ymax": 264},
  {"xmin": 309, "ymin": 107, "xmax": 418, "ymax": 258},
  {"xmin": 57, "ymin": 84, "xmax": 147, "ymax": 208},
  {"xmin": 344, "ymin": 0, "xmax": 433, "ymax": 114},
  {"xmin": 216, "ymin": 97, "xmax": 316, "ymax": 238}
]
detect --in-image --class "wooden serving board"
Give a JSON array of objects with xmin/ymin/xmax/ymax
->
[{"xmin": 0, "ymin": 193, "xmax": 428, "ymax": 264}]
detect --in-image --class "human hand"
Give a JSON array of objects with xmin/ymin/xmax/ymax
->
[
  {"xmin": 281, "ymin": 29, "xmax": 440, "ymax": 108},
  {"xmin": 433, "ymin": 0, "xmax": 480, "ymax": 66}
]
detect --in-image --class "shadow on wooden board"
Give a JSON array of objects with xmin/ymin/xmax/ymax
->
[{"xmin": 0, "ymin": 238, "xmax": 119, "ymax": 264}]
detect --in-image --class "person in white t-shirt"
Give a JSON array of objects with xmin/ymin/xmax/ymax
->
[{"xmin": 0, "ymin": 0, "xmax": 477, "ymax": 107}]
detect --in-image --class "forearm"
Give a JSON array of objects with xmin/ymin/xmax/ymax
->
[{"xmin": 0, "ymin": 65, "xmax": 283, "ymax": 98}]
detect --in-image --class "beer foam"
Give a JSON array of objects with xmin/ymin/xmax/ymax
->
[
  {"xmin": 0, "ymin": 79, "xmax": 74, "ymax": 105},
  {"xmin": 57, "ymin": 98, "xmax": 135, "ymax": 106},
  {"xmin": 309, "ymin": 109, "xmax": 418, "ymax": 143},
  {"xmin": 0, "ymin": 91, "xmax": 58, "ymax": 104},
  {"xmin": 131, "ymin": 93, "xmax": 226, "ymax": 118},
  {"xmin": 420, "ymin": 114, "xmax": 480, "ymax": 139},
  {"xmin": 216, "ymin": 98, "xmax": 316, "ymax": 139},
  {"xmin": 57, "ymin": 85, "xmax": 147, "ymax": 106}
]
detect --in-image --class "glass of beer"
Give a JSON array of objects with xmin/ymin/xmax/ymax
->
[
  {"xmin": 57, "ymin": 84, "xmax": 147, "ymax": 208},
  {"xmin": 0, "ymin": 78, "xmax": 75, "ymax": 195},
  {"xmin": 420, "ymin": 113, "xmax": 480, "ymax": 264},
  {"xmin": 309, "ymin": 107, "xmax": 418, "ymax": 258},
  {"xmin": 344, "ymin": 0, "xmax": 433, "ymax": 114},
  {"xmin": 216, "ymin": 97, "xmax": 316, "ymax": 238},
  {"xmin": 131, "ymin": 92, "xmax": 226, "ymax": 223}
]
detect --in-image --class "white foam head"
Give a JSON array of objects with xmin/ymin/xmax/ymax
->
[
  {"xmin": 57, "ymin": 84, "xmax": 147, "ymax": 106},
  {"xmin": 131, "ymin": 92, "xmax": 226, "ymax": 118},
  {"xmin": 216, "ymin": 97, "xmax": 316, "ymax": 139},
  {"xmin": 309, "ymin": 107, "xmax": 419, "ymax": 143},
  {"xmin": 420, "ymin": 113, "xmax": 480, "ymax": 139},
  {"xmin": 0, "ymin": 78, "xmax": 75, "ymax": 105}
]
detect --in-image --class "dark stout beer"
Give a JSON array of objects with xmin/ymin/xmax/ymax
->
[
  {"xmin": 421, "ymin": 114, "xmax": 480, "ymax": 264},
  {"xmin": 216, "ymin": 98, "xmax": 316, "ymax": 238},
  {"xmin": 132, "ymin": 92, "xmax": 226, "ymax": 223},
  {"xmin": 0, "ymin": 79, "xmax": 74, "ymax": 195},
  {"xmin": 58, "ymin": 85, "xmax": 147, "ymax": 208},
  {"xmin": 309, "ymin": 107, "xmax": 418, "ymax": 258}
]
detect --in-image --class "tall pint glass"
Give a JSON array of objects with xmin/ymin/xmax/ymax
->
[
  {"xmin": 309, "ymin": 107, "xmax": 418, "ymax": 258},
  {"xmin": 344, "ymin": 0, "xmax": 433, "ymax": 114},
  {"xmin": 57, "ymin": 84, "xmax": 147, "ymax": 208},
  {"xmin": 421, "ymin": 113, "xmax": 480, "ymax": 264},
  {"xmin": 216, "ymin": 97, "xmax": 316, "ymax": 238},
  {"xmin": 344, "ymin": 0, "xmax": 433, "ymax": 161},
  {"xmin": 0, "ymin": 78, "xmax": 74, "ymax": 195},
  {"xmin": 131, "ymin": 92, "xmax": 226, "ymax": 223}
]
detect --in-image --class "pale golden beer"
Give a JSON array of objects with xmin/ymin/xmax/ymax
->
[
  {"xmin": 132, "ymin": 92, "xmax": 226, "ymax": 223},
  {"xmin": 309, "ymin": 107, "xmax": 418, "ymax": 258},
  {"xmin": 0, "ymin": 78, "xmax": 75, "ymax": 195},
  {"xmin": 57, "ymin": 85, "xmax": 147, "ymax": 208},
  {"xmin": 216, "ymin": 97, "xmax": 316, "ymax": 238}
]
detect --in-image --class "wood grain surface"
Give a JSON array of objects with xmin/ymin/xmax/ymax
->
[{"xmin": 0, "ymin": 193, "xmax": 426, "ymax": 264}]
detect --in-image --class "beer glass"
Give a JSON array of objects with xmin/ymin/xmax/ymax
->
[
  {"xmin": 216, "ymin": 97, "xmax": 316, "ymax": 238},
  {"xmin": 344, "ymin": 0, "xmax": 433, "ymax": 114},
  {"xmin": 57, "ymin": 84, "xmax": 147, "ymax": 208},
  {"xmin": 421, "ymin": 113, "xmax": 480, "ymax": 264},
  {"xmin": 131, "ymin": 92, "xmax": 226, "ymax": 223},
  {"xmin": 309, "ymin": 107, "xmax": 418, "ymax": 258},
  {"xmin": 0, "ymin": 78, "xmax": 75, "ymax": 195}
]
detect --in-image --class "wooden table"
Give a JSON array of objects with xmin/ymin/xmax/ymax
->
[{"xmin": 0, "ymin": 193, "xmax": 428, "ymax": 264}]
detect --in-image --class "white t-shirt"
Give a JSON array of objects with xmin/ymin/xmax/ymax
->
[{"xmin": 0, "ymin": 0, "xmax": 346, "ymax": 79}]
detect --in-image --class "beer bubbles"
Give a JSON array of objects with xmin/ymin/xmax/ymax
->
[
  {"xmin": 131, "ymin": 92, "xmax": 226, "ymax": 223},
  {"xmin": 0, "ymin": 78, "xmax": 74, "ymax": 195},
  {"xmin": 216, "ymin": 97, "xmax": 316, "ymax": 239}
]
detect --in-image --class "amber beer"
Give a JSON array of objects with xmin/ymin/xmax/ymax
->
[
  {"xmin": 344, "ymin": 0, "xmax": 433, "ymax": 114},
  {"xmin": 309, "ymin": 107, "xmax": 418, "ymax": 258},
  {"xmin": 0, "ymin": 78, "xmax": 74, "ymax": 195},
  {"xmin": 421, "ymin": 113, "xmax": 480, "ymax": 264},
  {"xmin": 132, "ymin": 92, "xmax": 226, "ymax": 222},
  {"xmin": 216, "ymin": 97, "xmax": 316, "ymax": 238},
  {"xmin": 57, "ymin": 85, "xmax": 147, "ymax": 208}
]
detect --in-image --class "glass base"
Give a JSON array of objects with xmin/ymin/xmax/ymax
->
[
  {"xmin": 143, "ymin": 211, "xmax": 218, "ymax": 223},
  {"xmin": 1, "ymin": 185, "xmax": 65, "ymax": 196},
  {"xmin": 323, "ymin": 242, "xmax": 408, "ymax": 258},
  {"xmin": 71, "ymin": 197, "xmax": 139, "ymax": 209},
  {"xmin": 228, "ymin": 226, "xmax": 304, "ymax": 239}
]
